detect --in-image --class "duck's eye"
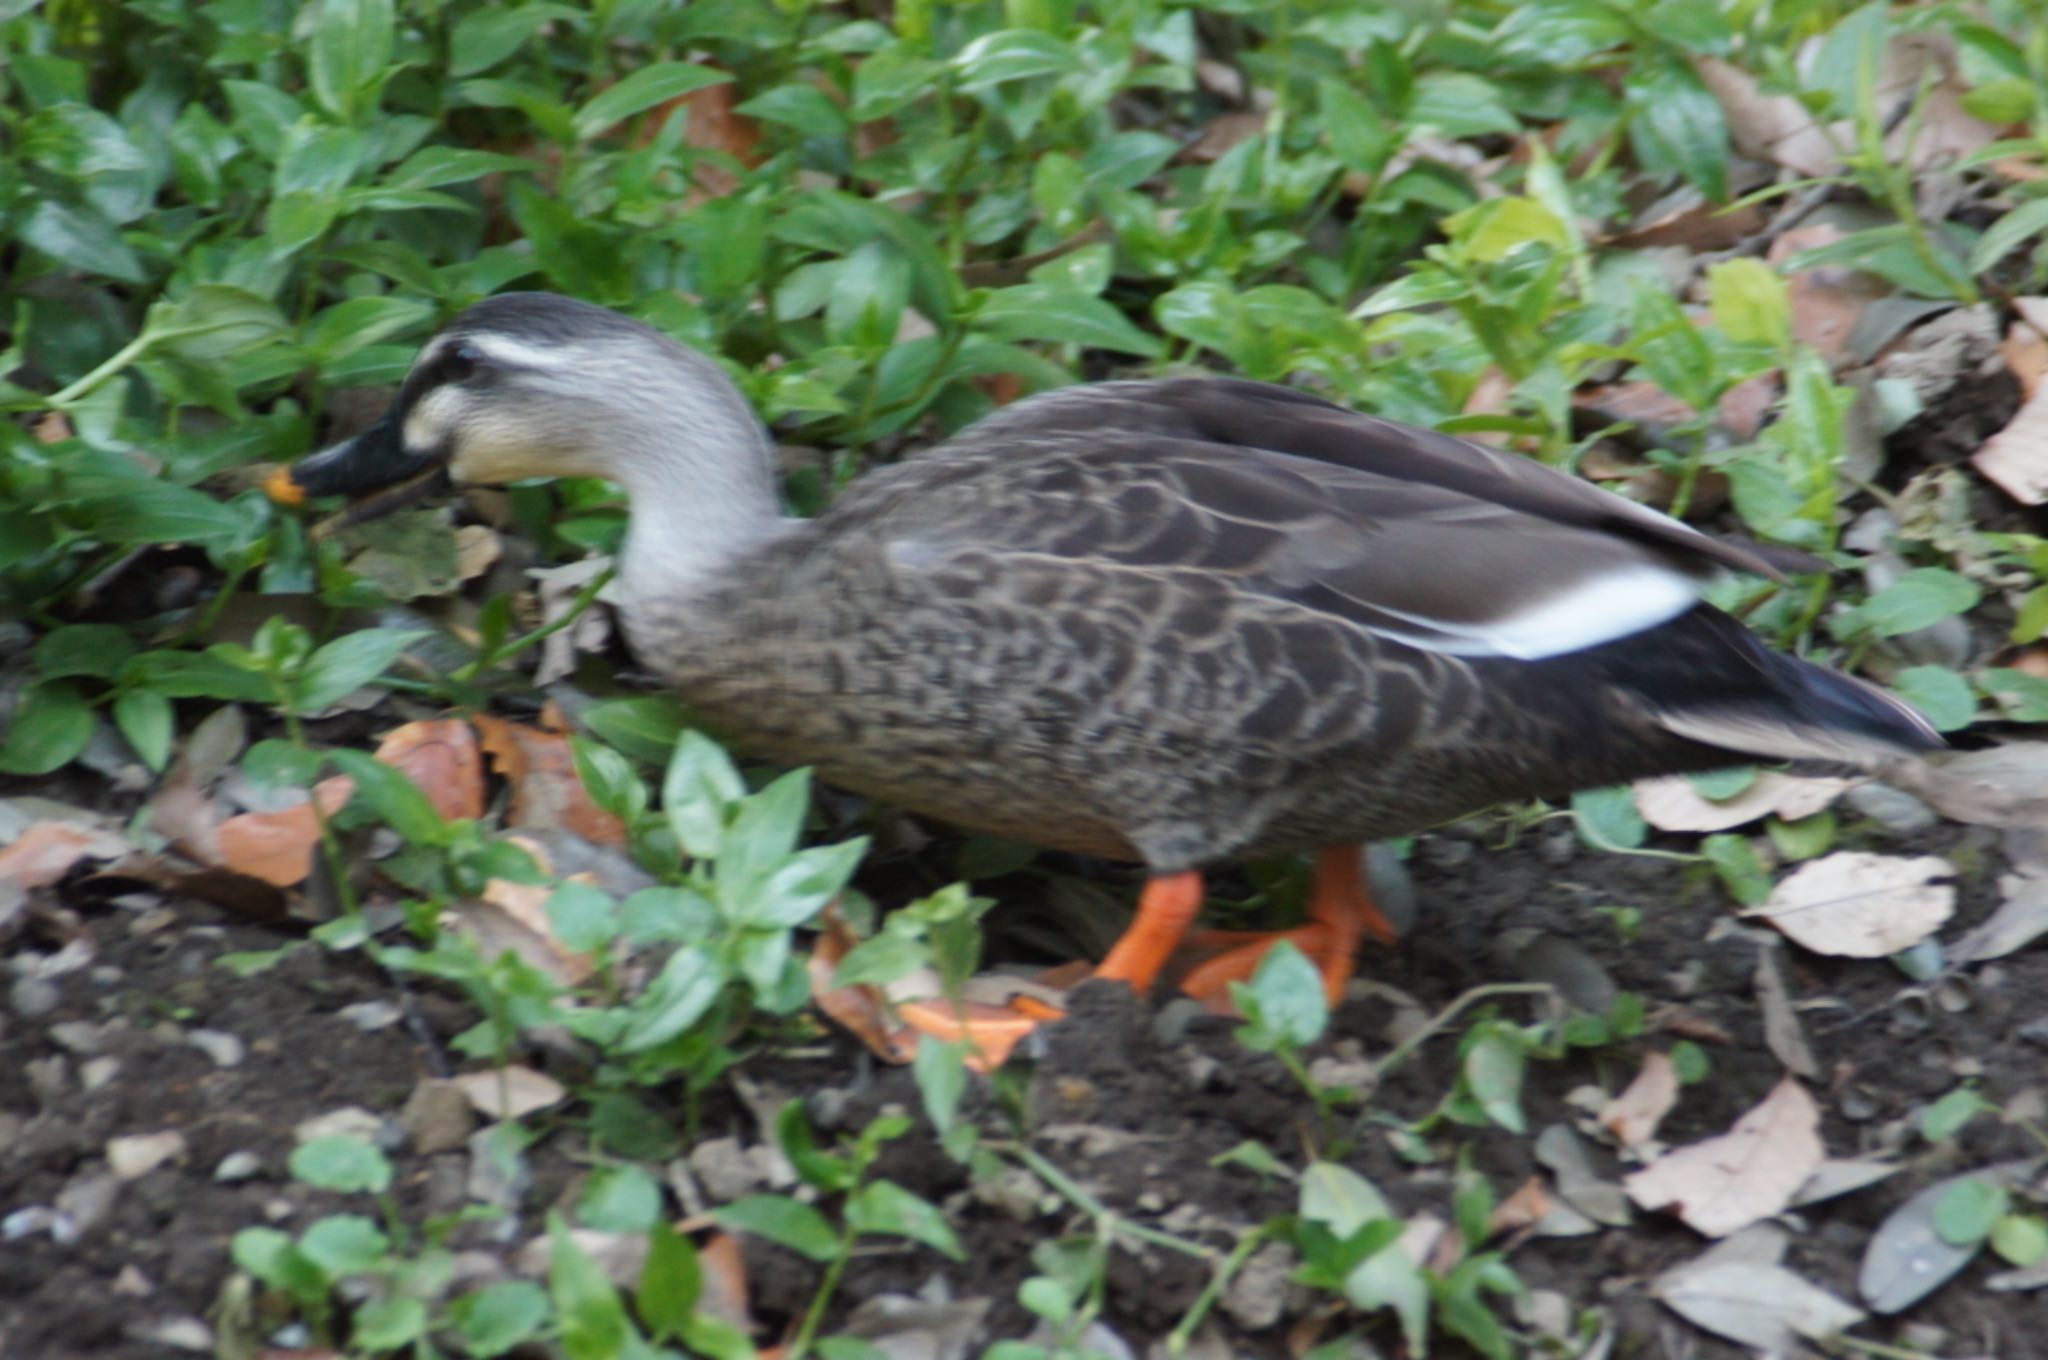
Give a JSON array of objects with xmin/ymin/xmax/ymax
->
[{"xmin": 442, "ymin": 341, "xmax": 483, "ymax": 383}]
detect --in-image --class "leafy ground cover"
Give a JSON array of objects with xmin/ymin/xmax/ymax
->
[{"xmin": 6, "ymin": 0, "xmax": 2048, "ymax": 1355}]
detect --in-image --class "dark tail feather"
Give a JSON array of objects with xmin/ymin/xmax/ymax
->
[
  {"xmin": 1648, "ymin": 645, "xmax": 1944, "ymax": 765},
  {"xmin": 1596, "ymin": 605, "xmax": 1944, "ymax": 765}
]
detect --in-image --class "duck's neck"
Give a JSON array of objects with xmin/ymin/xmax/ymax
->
[{"xmin": 609, "ymin": 399, "xmax": 792, "ymax": 611}]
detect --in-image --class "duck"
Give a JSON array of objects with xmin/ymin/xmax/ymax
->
[{"xmin": 276, "ymin": 291, "xmax": 1943, "ymax": 1057}]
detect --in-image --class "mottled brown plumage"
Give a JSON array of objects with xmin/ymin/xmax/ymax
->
[{"xmin": 285, "ymin": 293, "xmax": 1942, "ymax": 1027}]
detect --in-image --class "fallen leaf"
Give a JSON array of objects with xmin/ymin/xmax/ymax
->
[
  {"xmin": 451, "ymin": 1065, "xmax": 567, "ymax": 1120},
  {"xmin": 1859, "ymin": 1172, "xmax": 2001, "ymax": 1313},
  {"xmin": 0, "ymin": 821, "xmax": 131, "ymax": 890},
  {"xmin": 1600, "ymin": 1051, "xmax": 1680, "ymax": 1150},
  {"xmin": 1770, "ymin": 224, "xmax": 1891, "ymax": 372},
  {"xmin": 374, "ymin": 719, "xmax": 486, "ymax": 823},
  {"xmin": 455, "ymin": 524, "xmax": 502, "ymax": 582},
  {"xmin": 215, "ymin": 778, "xmax": 354, "ymax": 887},
  {"xmin": 1950, "ymin": 872, "xmax": 2048, "ymax": 964},
  {"xmin": 1792, "ymin": 1158, "xmax": 1901, "ymax": 1208},
  {"xmin": 474, "ymin": 714, "xmax": 627, "ymax": 847},
  {"xmin": 1626, "ymin": 1076, "xmax": 1824, "ymax": 1238},
  {"xmin": 1534, "ymin": 1123, "xmax": 1632, "ymax": 1227},
  {"xmin": 1634, "ymin": 771, "xmax": 1849, "ymax": 833},
  {"xmin": 807, "ymin": 905, "xmax": 914, "ymax": 1064},
  {"xmin": 1973, "ymin": 383, "xmax": 2048, "ymax": 505},
  {"xmin": 1656, "ymin": 1258, "xmax": 1865, "ymax": 1350},
  {"xmin": 1741, "ymin": 852, "xmax": 1955, "ymax": 958},
  {"xmin": 2003, "ymin": 307, "xmax": 2048, "ymax": 400},
  {"xmin": 1489, "ymin": 1177, "xmax": 1554, "ymax": 1237},
  {"xmin": 1753, "ymin": 942, "xmax": 1818, "ymax": 1079},
  {"xmin": 1884, "ymin": 745, "xmax": 2048, "ymax": 828}
]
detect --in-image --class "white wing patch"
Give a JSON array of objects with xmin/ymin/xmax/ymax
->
[{"xmin": 1369, "ymin": 563, "xmax": 1702, "ymax": 660}]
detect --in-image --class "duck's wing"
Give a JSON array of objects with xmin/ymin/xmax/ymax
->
[{"xmin": 835, "ymin": 377, "xmax": 1771, "ymax": 662}]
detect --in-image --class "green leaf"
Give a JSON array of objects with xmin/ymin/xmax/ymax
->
[
  {"xmin": 294, "ymin": 627, "xmax": 426, "ymax": 710},
  {"xmin": 663, "ymin": 730, "xmax": 745, "ymax": 859},
  {"xmin": 299, "ymin": 1213, "xmax": 389, "ymax": 1274},
  {"xmin": 546, "ymin": 881, "xmax": 619, "ymax": 955},
  {"xmin": 738, "ymin": 84, "xmax": 851, "ymax": 138},
  {"xmin": 450, "ymin": 4, "xmax": 585, "ymax": 78},
  {"xmin": 1921, "ymin": 1087, "xmax": 1987, "ymax": 1141},
  {"xmin": 1992, "ymin": 1213, "xmax": 2048, "ymax": 1268},
  {"xmin": 1233, "ymin": 939, "xmax": 1328, "ymax": 1051},
  {"xmin": 148, "ymin": 284, "xmax": 289, "ymax": 364},
  {"xmin": 581, "ymin": 696, "xmax": 686, "ymax": 764},
  {"xmin": 0, "ymin": 681, "xmax": 96, "ymax": 776},
  {"xmin": 976, "ymin": 283, "xmax": 1163, "ymax": 356},
  {"xmin": 1983, "ymin": 667, "xmax": 2048, "ymax": 721},
  {"xmin": 1891, "ymin": 666, "xmax": 1975, "ymax": 731},
  {"xmin": 1859, "ymin": 568, "xmax": 1983, "ymax": 638},
  {"xmin": 1463, "ymin": 1027, "xmax": 1527, "ymax": 1133},
  {"xmin": 620, "ymin": 946, "xmax": 723, "ymax": 1051},
  {"xmin": 352, "ymin": 1297, "xmax": 427, "ymax": 1350},
  {"xmin": 301, "ymin": 296, "xmax": 433, "ymax": 363},
  {"xmin": 1701, "ymin": 833, "xmax": 1773, "ymax": 905},
  {"xmin": 1624, "ymin": 53, "xmax": 1729, "ymax": 199},
  {"xmin": 1571, "ymin": 785, "xmax": 1647, "ymax": 851},
  {"xmin": 1707, "ymin": 258, "xmax": 1790, "ymax": 347},
  {"xmin": 636, "ymin": 1220, "xmax": 702, "ymax": 1342},
  {"xmin": 17, "ymin": 197, "xmax": 144, "ymax": 283},
  {"xmin": 573, "ymin": 63, "xmax": 731, "ymax": 141},
  {"xmin": 328, "ymin": 747, "xmax": 450, "ymax": 846},
  {"xmin": 1969, "ymin": 195, "xmax": 2048, "ymax": 275},
  {"xmin": 1299, "ymin": 1161, "xmax": 1394, "ymax": 1236},
  {"xmin": 290, "ymin": 1136, "xmax": 393, "ymax": 1193},
  {"xmin": 715, "ymin": 1194, "xmax": 842, "ymax": 1262},
  {"xmin": 952, "ymin": 30, "xmax": 1079, "ymax": 89},
  {"xmin": 578, "ymin": 1163, "xmax": 663, "ymax": 1232},
  {"xmin": 747, "ymin": 839, "xmax": 868, "ymax": 929},
  {"xmin": 912, "ymin": 1037, "xmax": 969, "ymax": 1138},
  {"xmin": 1960, "ymin": 77, "xmax": 2037, "ymax": 126},
  {"xmin": 549, "ymin": 1213, "xmax": 634, "ymax": 1360},
  {"xmin": 847, "ymin": 1180, "xmax": 966, "ymax": 1259},
  {"xmin": 35, "ymin": 624, "xmax": 135, "ymax": 681},
  {"xmin": 309, "ymin": 0, "xmax": 395, "ymax": 122},
  {"xmin": 452, "ymin": 1280, "xmax": 550, "ymax": 1357},
  {"xmin": 114, "ymin": 689, "xmax": 174, "ymax": 771},
  {"xmin": 1934, "ymin": 1176, "xmax": 2008, "ymax": 1246}
]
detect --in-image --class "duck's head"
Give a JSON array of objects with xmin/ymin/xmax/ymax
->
[{"xmin": 270, "ymin": 292, "xmax": 772, "ymax": 512}]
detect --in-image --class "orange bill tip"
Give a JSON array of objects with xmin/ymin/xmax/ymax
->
[{"xmin": 264, "ymin": 465, "xmax": 308, "ymax": 506}]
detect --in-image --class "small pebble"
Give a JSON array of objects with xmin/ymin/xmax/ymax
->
[
  {"xmin": 688, "ymin": 1136, "xmax": 767, "ymax": 1203},
  {"xmin": 3, "ymin": 1206, "xmax": 60, "ymax": 1240},
  {"xmin": 336, "ymin": 1000, "xmax": 402, "ymax": 1032},
  {"xmin": 48, "ymin": 1020, "xmax": 109, "ymax": 1054},
  {"xmin": 187, "ymin": 1029, "xmax": 246, "ymax": 1068},
  {"xmin": 80, "ymin": 1057, "xmax": 121, "ymax": 1092},
  {"xmin": 214, "ymin": 1151, "xmax": 264, "ymax": 1182},
  {"xmin": 1845, "ymin": 783, "xmax": 1938, "ymax": 835},
  {"xmin": 55, "ymin": 1170, "xmax": 120, "ymax": 1239},
  {"xmin": 124, "ymin": 1316, "xmax": 212, "ymax": 1352},
  {"xmin": 108, "ymin": 1131, "xmax": 187, "ymax": 1180},
  {"xmin": 10, "ymin": 976, "xmax": 60, "ymax": 1019},
  {"xmin": 294, "ymin": 1106, "xmax": 389, "ymax": 1146},
  {"xmin": 1221, "ymin": 1242, "xmax": 1297, "ymax": 1331},
  {"xmin": 399, "ymin": 1079, "xmax": 477, "ymax": 1157}
]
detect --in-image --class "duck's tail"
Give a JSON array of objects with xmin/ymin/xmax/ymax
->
[{"xmin": 1622, "ymin": 608, "xmax": 1945, "ymax": 766}]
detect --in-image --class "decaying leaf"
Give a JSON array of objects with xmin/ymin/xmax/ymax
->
[
  {"xmin": 474, "ymin": 713, "xmax": 627, "ymax": 848},
  {"xmin": 1753, "ymin": 942, "xmax": 1818, "ymax": 1079},
  {"xmin": 1600, "ymin": 1051, "xmax": 1679, "ymax": 1150},
  {"xmin": 450, "ymin": 1065, "xmax": 567, "ymax": 1120},
  {"xmin": 0, "ymin": 820, "xmax": 133, "ymax": 890},
  {"xmin": 215, "ymin": 779, "xmax": 354, "ymax": 887},
  {"xmin": 1950, "ymin": 872, "xmax": 2048, "ymax": 964},
  {"xmin": 806, "ymin": 904, "xmax": 914, "ymax": 1064},
  {"xmin": 1634, "ymin": 771, "xmax": 1848, "ymax": 833},
  {"xmin": 1974, "ymin": 382, "xmax": 2048, "ymax": 506},
  {"xmin": 1656, "ymin": 1257, "xmax": 1865, "ymax": 1350},
  {"xmin": 1858, "ymin": 1171, "xmax": 2006, "ymax": 1313},
  {"xmin": 1792, "ymin": 1158, "xmax": 1901, "ymax": 1208},
  {"xmin": 1626, "ymin": 1076, "xmax": 1824, "ymax": 1237},
  {"xmin": 1741, "ymin": 852, "xmax": 1955, "ymax": 958},
  {"xmin": 1884, "ymin": 745, "xmax": 2048, "ymax": 828}
]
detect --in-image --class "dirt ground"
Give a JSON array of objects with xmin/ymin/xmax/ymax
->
[{"xmin": 4, "ymin": 802, "xmax": 2043, "ymax": 1359}]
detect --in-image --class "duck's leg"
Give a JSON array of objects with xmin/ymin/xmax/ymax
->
[
  {"xmin": 1176, "ymin": 846, "xmax": 1395, "ymax": 1007},
  {"xmin": 894, "ymin": 871, "xmax": 1206, "ymax": 1067}
]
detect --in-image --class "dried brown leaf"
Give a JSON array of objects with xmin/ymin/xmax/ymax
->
[
  {"xmin": 0, "ymin": 821, "xmax": 131, "ymax": 890},
  {"xmin": 1973, "ymin": 384, "xmax": 2048, "ymax": 505},
  {"xmin": 451, "ymin": 1065, "xmax": 566, "ymax": 1120},
  {"xmin": 1634, "ymin": 771, "xmax": 1849, "ymax": 832},
  {"xmin": 1601, "ymin": 1051, "xmax": 1680, "ymax": 1149},
  {"xmin": 1626, "ymin": 1076, "xmax": 1825, "ymax": 1237},
  {"xmin": 1741, "ymin": 852, "xmax": 1955, "ymax": 958}
]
